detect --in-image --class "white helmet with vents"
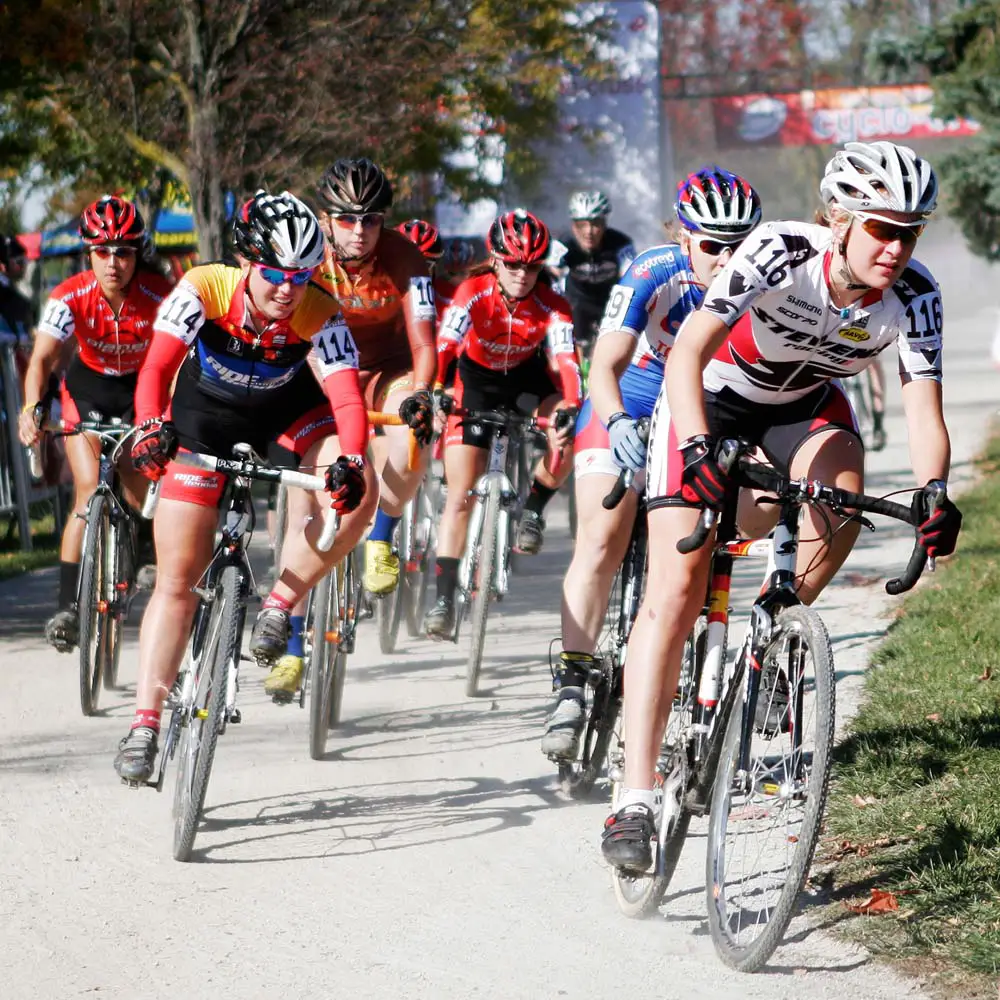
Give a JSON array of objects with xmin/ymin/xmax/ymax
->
[
  {"xmin": 568, "ymin": 190, "xmax": 611, "ymax": 221},
  {"xmin": 232, "ymin": 190, "xmax": 326, "ymax": 270},
  {"xmin": 820, "ymin": 141, "xmax": 938, "ymax": 217}
]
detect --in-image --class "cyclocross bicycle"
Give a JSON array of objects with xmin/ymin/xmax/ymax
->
[
  {"xmin": 554, "ymin": 417, "xmax": 650, "ymax": 798},
  {"xmin": 610, "ymin": 439, "xmax": 939, "ymax": 972},
  {"xmin": 448, "ymin": 406, "xmax": 564, "ymax": 697},
  {"xmin": 146, "ymin": 443, "xmax": 336, "ymax": 862}
]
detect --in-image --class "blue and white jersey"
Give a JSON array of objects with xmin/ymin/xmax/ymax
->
[{"xmin": 598, "ymin": 244, "xmax": 705, "ymax": 377}]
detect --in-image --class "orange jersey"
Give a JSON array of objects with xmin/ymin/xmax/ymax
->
[
  {"xmin": 314, "ymin": 229, "xmax": 436, "ymax": 384},
  {"xmin": 37, "ymin": 270, "xmax": 173, "ymax": 376}
]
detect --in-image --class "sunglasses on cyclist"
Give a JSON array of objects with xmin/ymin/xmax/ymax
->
[
  {"xmin": 331, "ymin": 213, "xmax": 384, "ymax": 230},
  {"xmin": 253, "ymin": 263, "xmax": 317, "ymax": 286},
  {"xmin": 499, "ymin": 260, "xmax": 544, "ymax": 273},
  {"xmin": 91, "ymin": 245, "xmax": 138, "ymax": 259},
  {"xmin": 696, "ymin": 237, "xmax": 744, "ymax": 256},
  {"xmin": 852, "ymin": 211, "xmax": 925, "ymax": 247}
]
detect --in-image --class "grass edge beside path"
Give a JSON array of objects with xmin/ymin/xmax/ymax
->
[
  {"xmin": 819, "ymin": 427, "xmax": 1000, "ymax": 1000},
  {"xmin": 0, "ymin": 505, "xmax": 60, "ymax": 581}
]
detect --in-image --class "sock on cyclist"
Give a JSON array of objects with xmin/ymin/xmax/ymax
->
[
  {"xmin": 617, "ymin": 787, "xmax": 656, "ymax": 812},
  {"xmin": 368, "ymin": 508, "xmax": 399, "ymax": 544},
  {"xmin": 435, "ymin": 557, "xmax": 459, "ymax": 601},
  {"xmin": 131, "ymin": 708, "xmax": 161, "ymax": 732},
  {"xmin": 262, "ymin": 592, "xmax": 294, "ymax": 614},
  {"xmin": 524, "ymin": 481, "xmax": 557, "ymax": 517},
  {"xmin": 58, "ymin": 560, "xmax": 79, "ymax": 610},
  {"xmin": 287, "ymin": 615, "xmax": 306, "ymax": 658},
  {"xmin": 556, "ymin": 651, "xmax": 593, "ymax": 689}
]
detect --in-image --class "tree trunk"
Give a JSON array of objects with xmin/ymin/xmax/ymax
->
[{"xmin": 189, "ymin": 98, "xmax": 226, "ymax": 262}]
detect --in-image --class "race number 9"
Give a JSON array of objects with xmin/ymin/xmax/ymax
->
[{"xmin": 599, "ymin": 285, "xmax": 634, "ymax": 332}]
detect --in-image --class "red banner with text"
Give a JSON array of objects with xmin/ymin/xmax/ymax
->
[{"xmin": 713, "ymin": 85, "xmax": 979, "ymax": 148}]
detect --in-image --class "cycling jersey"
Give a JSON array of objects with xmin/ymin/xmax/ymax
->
[
  {"xmin": 313, "ymin": 228, "xmax": 436, "ymax": 385},
  {"xmin": 434, "ymin": 275, "xmax": 458, "ymax": 327},
  {"xmin": 437, "ymin": 272, "xmax": 581, "ymax": 405},
  {"xmin": 696, "ymin": 220, "xmax": 943, "ymax": 403},
  {"xmin": 560, "ymin": 228, "xmax": 635, "ymax": 316},
  {"xmin": 575, "ymin": 244, "xmax": 704, "ymax": 481},
  {"xmin": 36, "ymin": 270, "xmax": 173, "ymax": 376},
  {"xmin": 134, "ymin": 262, "xmax": 367, "ymax": 458}
]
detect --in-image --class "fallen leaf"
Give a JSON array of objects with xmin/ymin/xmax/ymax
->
[
  {"xmin": 925, "ymin": 713, "xmax": 941, "ymax": 723},
  {"xmin": 852, "ymin": 794, "xmax": 878, "ymax": 808},
  {"xmin": 846, "ymin": 888, "xmax": 900, "ymax": 915},
  {"xmin": 978, "ymin": 666, "xmax": 993, "ymax": 682}
]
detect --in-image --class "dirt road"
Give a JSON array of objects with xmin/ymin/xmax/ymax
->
[{"xmin": 1, "ymin": 226, "xmax": 994, "ymax": 1000}]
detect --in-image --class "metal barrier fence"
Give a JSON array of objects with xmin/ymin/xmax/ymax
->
[{"xmin": 0, "ymin": 330, "xmax": 67, "ymax": 551}]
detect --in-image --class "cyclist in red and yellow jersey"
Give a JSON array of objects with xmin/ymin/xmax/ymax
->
[
  {"xmin": 18, "ymin": 196, "xmax": 173, "ymax": 652},
  {"xmin": 112, "ymin": 191, "xmax": 375, "ymax": 784},
  {"xmin": 312, "ymin": 159, "xmax": 437, "ymax": 599}
]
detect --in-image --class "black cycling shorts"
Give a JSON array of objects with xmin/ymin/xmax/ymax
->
[{"xmin": 60, "ymin": 357, "xmax": 137, "ymax": 427}]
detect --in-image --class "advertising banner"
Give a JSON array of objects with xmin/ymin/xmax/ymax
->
[{"xmin": 714, "ymin": 84, "xmax": 980, "ymax": 149}]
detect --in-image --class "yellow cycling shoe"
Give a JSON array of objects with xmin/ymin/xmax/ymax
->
[
  {"xmin": 364, "ymin": 539, "xmax": 399, "ymax": 595},
  {"xmin": 264, "ymin": 654, "xmax": 303, "ymax": 704}
]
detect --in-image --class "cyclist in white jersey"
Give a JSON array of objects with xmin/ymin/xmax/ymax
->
[
  {"xmin": 601, "ymin": 140, "xmax": 964, "ymax": 872},
  {"xmin": 543, "ymin": 166, "xmax": 762, "ymax": 761}
]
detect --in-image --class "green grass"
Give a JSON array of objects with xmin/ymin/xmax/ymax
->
[
  {"xmin": 824, "ymin": 427, "xmax": 1000, "ymax": 996},
  {"xmin": 0, "ymin": 503, "xmax": 60, "ymax": 580}
]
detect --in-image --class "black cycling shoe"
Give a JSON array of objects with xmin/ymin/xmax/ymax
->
[
  {"xmin": 601, "ymin": 802, "xmax": 656, "ymax": 872},
  {"xmin": 114, "ymin": 725, "xmax": 159, "ymax": 785},
  {"xmin": 45, "ymin": 607, "xmax": 79, "ymax": 653},
  {"xmin": 249, "ymin": 608, "xmax": 290, "ymax": 666},
  {"xmin": 754, "ymin": 663, "xmax": 791, "ymax": 737},
  {"xmin": 515, "ymin": 510, "xmax": 545, "ymax": 555},
  {"xmin": 423, "ymin": 596, "xmax": 455, "ymax": 640}
]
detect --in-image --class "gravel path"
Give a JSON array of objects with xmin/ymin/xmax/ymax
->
[{"xmin": 1, "ymin": 227, "xmax": 994, "ymax": 1000}]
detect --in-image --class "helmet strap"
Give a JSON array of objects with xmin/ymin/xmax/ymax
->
[{"xmin": 835, "ymin": 223, "xmax": 871, "ymax": 293}]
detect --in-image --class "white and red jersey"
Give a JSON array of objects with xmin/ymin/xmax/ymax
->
[
  {"xmin": 693, "ymin": 220, "xmax": 943, "ymax": 404},
  {"xmin": 37, "ymin": 270, "xmax": 173, "ymax": 376},
  {"xmin": 436, "ymin": 272, "xmax": 581, "ymax": 405}
]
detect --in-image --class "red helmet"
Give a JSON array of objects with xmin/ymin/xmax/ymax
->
[
  {"xmin": 487, "ymin": 209, "xmax": 550, "ymax": 265},
  {"xmin": 396, "ymin": 219, "xmax": 443, "ymax": 259},
  {"xmin": 79, "ymin": 196, "xmax": 145, "ymax": 246}
]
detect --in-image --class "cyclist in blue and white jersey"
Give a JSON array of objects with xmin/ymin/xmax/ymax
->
[{"xmin": 543, "ymin": 167, "xmax": 763, "ymax": 761}]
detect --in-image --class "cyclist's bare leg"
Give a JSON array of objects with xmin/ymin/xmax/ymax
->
[
  {"xmin": 115, "ymin": 457, "xmax": 152, "ymax": 512},
  {"xmin": 560, "ymin": 471, "xmax": 635, "ymax": 652},
  {"xmin": 435, "ymin": 442, "xmax": 488, "ymax": 558},
  {"xmin": 621, "ymin": 505, "xmax": 713, "ymax": 791},
  {"xmin": 135, "ymin": 498, "xmax": 217, "ymax": 711},
  {"xmin": 269, "ymin": 434, "xmax": 379, "ymax": 605},
  {"xmin": 868, "ymin": 356, "xmax": 886, "ymax": 414},
  {"xmin": 786, "ymin": 427, "xmax": 864, "ymax": 605},
  {"xmin": 369, "ymin": 379, "xmax": 428, "ymax": 517},
  {"xmin": 61, "ymin": 432, "xmax": 101, "ymax": 561}
]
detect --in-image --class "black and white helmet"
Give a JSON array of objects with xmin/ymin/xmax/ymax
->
[
  {"xmin": 820, "ymin": 141, "xmax": 938, "ymax": 216},
  {"xmin": 232, "ymin": 190, "xmax": 325, "ymax": 269},
  {"xmin": 317, "ymin": 158, "xmax": 393, "ymax": 214},
  {"xmin": 568, "ymin": 190, "xmax": 611, "ymax": 221}
]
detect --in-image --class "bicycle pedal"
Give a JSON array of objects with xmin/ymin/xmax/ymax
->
[{"xmin": 228, "ymin": 708, "xmax": 242, "ymax": 724}]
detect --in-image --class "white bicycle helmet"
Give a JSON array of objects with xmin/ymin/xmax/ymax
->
[
  {"xmin": 232, "ymin": 190, "xmax": 325, "ymax": 270},
  {"xmin": 820, "ymin": 141, "xmax": 938, "ymax": 216},
  {"xmin": 568, "ymin": 190, "xmax": 611, "ymax": 221},
  {"xmin": 675, "ymin": 165, "xmax": 762, "ymax": 237}
]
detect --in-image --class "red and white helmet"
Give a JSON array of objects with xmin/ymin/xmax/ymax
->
[
  {"xmin": 396, "ymin": 219, "xmax": 443, "ymax": 259},
  {"xmin": 79, "ymin": 196, "xmax": 145, "ymax": 246},
  {"xmin": 487, "ymin": 209, "xmax": 550, "ymax": 264}
]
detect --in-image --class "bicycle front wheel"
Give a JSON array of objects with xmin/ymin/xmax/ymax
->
[
  {"xmin": 78, "ymin": 494, "xmax": 112, "ymax": 716},
  {"xmin": 705, "ymin": 604, "xmax": 835, "ymax": 971},
  {"xmin": 466, "ymin": 485, "xmax": 501, "ymax": 697},
  {"xmin": 377, "ymin": 523, "xmax": 405, "ymax": 654},
  {"xmin": 307, "ymin": 570, "xmax": 346, "ymax": 757},
  {"xmin": 173, "ymin": 565, "xmax": 245, "ymax": 862}
]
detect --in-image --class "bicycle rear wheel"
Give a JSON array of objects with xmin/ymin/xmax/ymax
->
[
  {"xmin": 102, "ymin": 514, "xmax": 133, "ymax": 692},
  {"xmin": 376, "ymin": 530, "xmax": 404, "ymax": 655},
  {"xmin": 78, "ymin": 494, "xmax": 112, "ymax": 716},
  {"xmin": 172, "ymin": 565, "xmax": 245, "ymax": 862},
  {"xmin": 466, "ymin": 485, "xmax": 500, "ymax": 697},
  {"xmin": 401, "ymin": 492, "xmax": 429, "ymax": 638},
  {"xmin": 705, "ymin": 604, "xmax": 835, "ymax": 971}
]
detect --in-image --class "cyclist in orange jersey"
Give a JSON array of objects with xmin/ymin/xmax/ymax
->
[{"xmin": 312, "ymin": 159, "xmax": 437, "ymax": 597}]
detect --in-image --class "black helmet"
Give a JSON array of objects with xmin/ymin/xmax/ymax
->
[{"xmin": 317, "ymin": 157, "xmax": 393, "ymax": 214}]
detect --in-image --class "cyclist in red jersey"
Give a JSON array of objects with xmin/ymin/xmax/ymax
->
[
  {"xmin": 312, "ymin": 159, "xmax": 437, "ymax": 602},
  {"xmin": 18, "ymin": 196, "xmax": 173, "ymax": 652},
  {"xmin": 395, "ymin": 218, "xmax": 458, "ymax": 325},
  {"xmin": 113, "ymin": 191, "xmax": 374, "ymax": 783},
  {"xmin": 423, "ymin": 209, "xmax": 581, "ymax": 638}
]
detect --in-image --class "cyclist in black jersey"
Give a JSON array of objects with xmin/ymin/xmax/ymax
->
[{"xmin": 558, "ymin": 191, "xmax": 635, "ymax": 354}]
